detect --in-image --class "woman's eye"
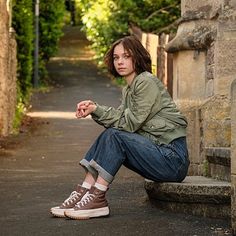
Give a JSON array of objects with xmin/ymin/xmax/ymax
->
[
  {"xmin": 124, "ymin": 55, "xmax": 130, "ymax": 59},
  {"xmin": 113, "ymin": 57, "xmax": 119, "ymax": 61}
]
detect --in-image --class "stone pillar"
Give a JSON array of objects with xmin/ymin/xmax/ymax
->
[
  {"xmin": 165, "ymin": 0, "xmax": 236, "ymax": 176},
  {"xmin": 0, "ymin": 2, "xmax": 9, "ymax": 135},
  {"xmin": 165, "ymin": 0, "xmax": 221, "ymax": 175},
  {"xmin": 0, "ymin": 1, "xmax": 17, "ymax": 136},
  {"xmin": 7, "ymin": 29, "xmax": 17, "ymax": 133},
  {"xmin": 231, "ymin": 79, "xmax": 236, "ymax": 235},
  {"xmin": 215, "ymin": 1, "xmax": 236, "ymax": 95}
]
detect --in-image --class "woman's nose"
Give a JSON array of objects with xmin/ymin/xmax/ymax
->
[{"xmin": 117, "ymin": 57, "xmax": 124, "ymax": 64}]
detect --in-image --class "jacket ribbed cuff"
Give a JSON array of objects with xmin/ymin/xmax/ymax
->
[{"xmin": 92, "ymin": 104, "xmax": 104, "ymax": 118}]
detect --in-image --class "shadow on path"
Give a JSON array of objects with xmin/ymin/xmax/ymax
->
[{"xmin": 0, "ymin": 26, "xmax": 231, "ymax": 236}]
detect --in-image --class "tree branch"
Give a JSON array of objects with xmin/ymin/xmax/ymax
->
[{"xmin": 146, "ymin": 3, "xmax": 180, "ymax": 21}]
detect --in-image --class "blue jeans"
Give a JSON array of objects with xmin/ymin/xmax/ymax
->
[{"xmin": 80, "ymin": 128, "xmax": 189, "ymax": 184}]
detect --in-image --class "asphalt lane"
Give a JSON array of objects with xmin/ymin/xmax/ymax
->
[{"xmin": 0, "ymin": 26, "xmax": 231, "ymax": 236}]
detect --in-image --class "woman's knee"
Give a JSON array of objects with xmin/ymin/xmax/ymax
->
[
  {"xmin": 102, "ymin": 128, "xmax": 121, "ymax": 139},
  {"xmin": 103, "ymin": 128, "xmax": 119, "ymax": 134}
]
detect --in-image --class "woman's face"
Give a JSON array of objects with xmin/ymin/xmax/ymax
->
[{"xmin": 113, "ymin": 43, "xmax": 136, "ymax": 81}]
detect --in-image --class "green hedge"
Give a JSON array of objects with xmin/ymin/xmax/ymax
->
[
  {"xmin": 39, "ymin": 0, "xmax": 65, "ymax": 78},
  {"xmin": 12, "ymin": 0, "xmax": 65, "ymax": 92},
  {"xmin": 12, "ymin": 0, "xmax": 34, "ymax": 100},
  {"xmin": 12, "ymin": 0, "xmax": 66, "ymax": 131}
]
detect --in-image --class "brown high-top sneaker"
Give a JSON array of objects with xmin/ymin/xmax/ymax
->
[
  {"xmin": 64, "ymin": 186, "xmax": 109, "ymax": 220},
  {"xmin": 50, "ymin": 185, "xmax": 89, "ymax": 217}
]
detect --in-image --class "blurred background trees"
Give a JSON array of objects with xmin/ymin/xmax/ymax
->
[
  {"xmin": 12, "ymin": 0, "xmax": 65, "ymax": 96},
  {"xmin": 12, "ymin": 0, "xmax": 65, "ymax": 128},
  {"xmin": 76, "ymin": 0, "xmax": 180, "ymax": 64}
]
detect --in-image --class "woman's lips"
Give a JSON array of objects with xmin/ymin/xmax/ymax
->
[{"xmin": 118, "ymin": 68, "xmax": 126, "ymax": 71}]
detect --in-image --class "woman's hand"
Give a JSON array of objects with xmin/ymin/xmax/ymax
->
[{"xmin": 76, "ymin": 100, "xmax": 97, "ymax": 118}]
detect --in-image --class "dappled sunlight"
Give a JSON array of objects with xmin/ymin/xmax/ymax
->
[
  {"xmin": 27, "ymin": 111, "xmax": 92, "ymax": 120},
  {"xmin": 50, "ymin": 56, "xmax": 93, "ymax": 61}
]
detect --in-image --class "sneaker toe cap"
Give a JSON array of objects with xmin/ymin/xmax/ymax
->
[{"xmin": 50, "ymin": 206, "xmax": 67, "ymax": 217}]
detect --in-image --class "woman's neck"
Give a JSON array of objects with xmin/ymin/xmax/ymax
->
[{"xmin": 124, "ymin": 72, "xmax": 137, "ymax": 86}]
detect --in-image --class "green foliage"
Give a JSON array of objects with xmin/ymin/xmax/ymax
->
[
  {"xmin": 115, "ymin": 77, "xmax": 127, "ymax": 87},
  {"xmin": 12, "ymin": 0, "xmax": 66, "ymax": 131},
  {"xmin": 203, "ymin": 160, "xmax": 209, "ymax": 177},
  {"xmin": 12, "ymin": 86, "xmax": 29, "ymax": 133},
  {"xmin": 12, "ymin": 0, "xmax": 66, "ymax": 91},
  {"xmin": 75, "ymin": 0, "xmax": 180, "ymax": 65},
  {"xmin": 126, "ymin": 0, "xmax": 181, "ymax": 32},
  {"xmin": 39, "ymin": 0, "xmax": 65, "ymax": 79},
  {"xmin": 12, "ymin": 0, "xmax": 33, "ymax": 131},
  {"xmin": 12, "ymin": 0, "xmax": 34, "ymax": 99},
  {"xmin": 76, "ymin": 0, "xmax": 121, "ymax": 64}
]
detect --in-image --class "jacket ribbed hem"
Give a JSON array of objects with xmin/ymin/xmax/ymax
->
[{"xmin": 158, "ymin": 127, "xmax": 187, "ymax": 144}]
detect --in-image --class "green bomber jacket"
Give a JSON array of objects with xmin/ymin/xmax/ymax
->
[{"xmin": 91, "ymin": 71, "xmax": 187, "ymax": 145}]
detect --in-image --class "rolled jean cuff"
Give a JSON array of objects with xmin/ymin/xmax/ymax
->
[
  {"xmin": 89, "ymin": 160, "xmax": 114, "ymax": 184},
  {"xmin": 80, "ymin": 159, "xmax": 98, "ymax": 180}
]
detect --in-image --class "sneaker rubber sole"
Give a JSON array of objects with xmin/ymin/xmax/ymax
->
[
  {"xmin": 50, "ymin": 207, "xmax": 70, "ymax": 218},
  {"xmin": 64, "ymin": 206, "xmax": 110, "ymax": 220}
]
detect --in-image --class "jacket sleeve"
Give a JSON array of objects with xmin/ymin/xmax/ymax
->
[
  {"xmin": 91, "ymin": 88, "xmax": 126, "ymax": 128},
  {"xmin": 91, "ymin": 78, "xmax": 161, "ymax": 132},
  {"xmin": 91, "ymin": 104, "xmax": 124, "ymax": 127}
]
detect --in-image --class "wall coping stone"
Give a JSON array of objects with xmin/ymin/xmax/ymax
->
[
  {"xmin": 145, "ymin": 176, "xmax": 230, "ymax": 204},
  {"xmin": 205, "ymin": 147, "xmax": 231, "ymax": 167}
]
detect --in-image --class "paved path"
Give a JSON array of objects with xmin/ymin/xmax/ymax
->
[{"xmin": 0, "ymin": 26, "xmax": 231, "ymax": 236}]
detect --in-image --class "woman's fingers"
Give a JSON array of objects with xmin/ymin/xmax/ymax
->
[
  {"xmin": 76, "ymin": 100, "xmax": 95, "ymax": 119},
  {"xmin": 77, "ymin": 100, "xmax": 94, "ymax": 109},
  {"xmin": 75, "ymin": 109, "xmax": 84, "ymax": 118}
]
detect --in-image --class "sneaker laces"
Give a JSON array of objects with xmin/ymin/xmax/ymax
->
[
  {"xmin": 62, "ymin": 191, "xmax": 82, "ymax": 207},
  {"xmin": 75, "ymin": 193, "xmax": 95, "ymax": 208}
]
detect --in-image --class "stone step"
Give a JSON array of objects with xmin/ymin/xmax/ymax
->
[
  {"xmin": 144, "ymin": 176, "xmax": 231, "ymax": 219},
  {"xmin": 205, "ymin": 147, "xmax": 231, "ymax": 181}
]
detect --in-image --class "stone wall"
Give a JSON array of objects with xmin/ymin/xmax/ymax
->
[
  {"xmin": 0, "ymin": 1, "xmax": 17, "ymax": 136},
  {"xmin": 231, "ymin": 79, "xmax": 236, "ymax": 235},
  {"xmin": 166, "ymin": 0, "xmax": 236, "ymax": 176}
]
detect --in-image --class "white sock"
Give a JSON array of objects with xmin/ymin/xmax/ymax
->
[
  {"xmin": 82, "ymin": 182, "xmax": 92, "ymax": 189},
  {"xmin": 94, "ymin": 182, "xmax": 108, "ymax": 192}
]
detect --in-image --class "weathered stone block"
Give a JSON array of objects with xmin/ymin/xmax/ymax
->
[
  {"xmin": 215, "ymin": 39, "xmax": 236, "ymax": 95},
  {"xmin": 144, "ymin": 176, "xmax": 231, "ymax": 218},
  {"xmin": 181, "ymin": 0, "xmax": 222, "ymax": 19},
  {"xmin": 173, "ymin": 51, "xmax": 206, "ymax": 100},
  {"xmin": 178, "ymin": 103, "xmax": 202, "ymax": 175},
  {"xmin": 231, "ymin": 79, "xmax": 236, "ymax": 174},
  {"xmin": 201, "ymin": 96, "xmax": 231, "ymax": 147},
  {"xmin": 231, "ymin": 175, "xmax": 236, "ymax": 234},
  {"xmin": 205, "ymin": 79, "xmax": 214, "ymax": 97},
  {"xmin": 231, "ymin": 78, "xmax": 236, "ymax": 236},
  {"xmin": 0, "ymin": 2, "xmax": 17, "ymax": 136},
  {"xmin": 205, "ymin": 147, "xmax": 231, "ymax": 181},
  {"xmin": 165, "ymin": 20, "xmax": 216, "ymax": 53},
  {"xmin": 0, "ymin": 2, "xmax": 9, "ymax": 34}
]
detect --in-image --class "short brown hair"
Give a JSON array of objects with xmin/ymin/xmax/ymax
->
[{"xmin": 104, "ymin": 35, "xmax": 152, "ymax": 77}]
